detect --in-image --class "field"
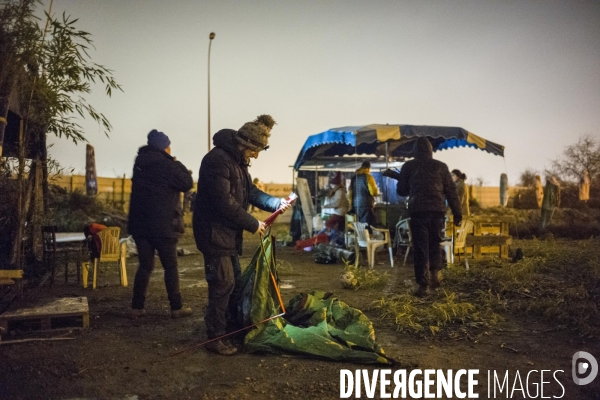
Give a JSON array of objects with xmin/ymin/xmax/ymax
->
[{"xmin": 1, "ymin": 215, "xmax": 599, "ymax": 399}]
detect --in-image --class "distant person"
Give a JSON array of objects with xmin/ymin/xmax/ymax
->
[
  {"xmin": 321, "ymin": 171, "xmax": 349, "ymax": 233},
  {"xmin": 395, "ymin": 138, "xmax": 462, "ymax": 297},
  {"xmin": 540, "ymin": 175, "xmax": 560, "ymax": 231},
  {"xmin": 349, "ymin": 161, "xmax": 379, "ymax": 226},
  {"xmin": 451, "ymin": 169, "xmax": 470, "ymax": 216},
  {"xmin": 128, "ymin": 129, "xmax": 194, "ymax": 319},
  {"xmin": 193, "ymin": 114, "xmax": 291, "ymax": 355}
]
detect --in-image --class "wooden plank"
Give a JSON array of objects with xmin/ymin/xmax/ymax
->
[
  {"xmin": 0, "ymin": 297, "xmax": 89, "ymax": 333},
  {"xmin": 466, "ymin": 235, "xmax": 512, "ymax": 246},
  {"xmin": 0, "ymin": 270, "xmax": 23, "ymax": 279},
  {"xmin": 471, "ymin": 216, "xmax": 514, "ymax": 223},
  {"xmin": 0, "ymin": 297, "xmax": 88, "ymax": 319}
]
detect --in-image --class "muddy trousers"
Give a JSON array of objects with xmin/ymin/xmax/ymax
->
[
  {"xmin": 409, "ymin": 214, "xmax": 445, "ymax": 287},
  {"xmin": 203, "ymin": 255, "xmax": 242, "ymax": 339},
  {"xmin": 131, "ymin": 237, "xmax": 183, "ymax": 311}
]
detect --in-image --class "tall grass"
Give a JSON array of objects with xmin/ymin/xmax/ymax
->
[{"xmin": 376, "ymin": 238, "xmax": 600, "ymax": 337}]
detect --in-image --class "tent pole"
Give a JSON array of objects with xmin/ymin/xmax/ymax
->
[
  {"xmin": 314, "ymin": 167, "xmax": 318, "ymax": 213},
  {"xmin": 385, "ymin": 142, "xmax": 389, "ymax": 229}
]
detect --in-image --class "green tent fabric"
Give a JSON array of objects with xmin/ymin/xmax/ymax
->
[{"xmin": 238, "ymin": 236, "xmax": 392, "ymax": 364}]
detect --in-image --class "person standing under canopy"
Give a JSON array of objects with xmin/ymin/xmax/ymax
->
[
  {"xmin": 193, "ymin": 114, "xmax": 291, "ymax": 356},
  {"xmin": 396, "ymin": 138, "xmax": 462, "ymax": 297},
  {"xmin": 349, "ymin": 161, "xmax": 379, "ymax": 226}
]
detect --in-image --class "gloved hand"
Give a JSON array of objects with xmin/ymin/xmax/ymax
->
[{"xmin": 454, "ymin": 217, "xmax": 462, "ymax": 227}]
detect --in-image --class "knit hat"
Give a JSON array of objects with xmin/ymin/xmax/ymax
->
[
  {"xmin": 147, "ymin": 129, "xmax": 171, "ymax": 151},
  {"xmin": 235, "ymin": 115, "xmax": 276, "ymax": 152},
  {"xmin": 330, "ymin": 172, "xmax": 343, "ymax": 185}
]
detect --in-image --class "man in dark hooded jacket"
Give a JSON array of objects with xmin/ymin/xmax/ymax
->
[
  {"xmin": 193, "ymin": 114, "xmax": 290, "ymax": 355},
  {"xmin": 128, "ymin": 129, "xmax": 194, "ymax": 318},
  {"xmin": 396, "ymin": 137, "xmax": 462, "ymax": 296}
]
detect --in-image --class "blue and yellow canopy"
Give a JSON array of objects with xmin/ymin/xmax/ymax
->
[{"xmin": 293, "ymin": 124, "xmax": 504, "ymax": 170}]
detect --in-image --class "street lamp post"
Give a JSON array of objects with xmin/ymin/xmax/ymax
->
[{"xmin": 207, "ymin": 32, "xmax": 215, "ymax": 152}]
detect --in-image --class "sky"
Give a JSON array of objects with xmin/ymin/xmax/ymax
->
[{"xmin": 45, "ymin": 0, "xmax": 600, "ymax": 186}]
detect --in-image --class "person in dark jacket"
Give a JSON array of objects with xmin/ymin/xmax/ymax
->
[
  {"xmin": 396, "ymin": 138, "xmax": 462, "ymax": 296},
  {"xmin": 128, "ymin": 129, "xmax": 194, "ymax": 319},
  {"xmin": 193, "ymin": 114, "xmax": 290, "ymax": 355}
]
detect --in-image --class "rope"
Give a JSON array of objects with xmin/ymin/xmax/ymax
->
[{"xmin": 167, "ymin": 312, "xmax": 286, "ymax": 357}]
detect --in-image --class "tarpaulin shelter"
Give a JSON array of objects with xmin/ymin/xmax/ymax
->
[
  {"xmin": 238, "ymin": 235, "xmax": 392, "ymax": 364},
  {"xmin": 291, "ymin": 124, "xmax": 505, "ymax": 236},
  {"xmin": 293, "ymin": 124, "xmax": 505, "ymax": 170}
]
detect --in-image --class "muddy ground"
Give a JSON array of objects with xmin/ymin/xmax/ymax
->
[{"xmin": 1, "ymin": 222, "xmax": 599, "ymax": 399}]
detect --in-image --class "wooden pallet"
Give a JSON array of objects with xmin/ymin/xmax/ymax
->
[{"xmin": 0, "ymin": 297, "xmax": 89, "ymax": 334}]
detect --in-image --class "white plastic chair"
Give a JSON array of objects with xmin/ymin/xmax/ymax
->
[
  {"xmin": 344, "ymin": 214, "xmax": 356, "ymax": 248},
  {"xmin": 395, "ymin": 218, "xmax": 412, "ymax": 266},
  {"xmin": 440, "ymin": 218, "xmax": 454, "ymax": 264},
  {"xmin": 352, "ymin": 222, "xmax": 394, "ymax": 269}
]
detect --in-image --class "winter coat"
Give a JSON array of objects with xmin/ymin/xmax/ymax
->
[
  {"xmin": 455, "ymin": 179, "xmax": 470, "ymax": 216},
  {"xmin": 322, "ymin": 185, "xmax": 349, "ymax": 216},
  {"xmin": 349, "ymin": 167, "xmax": 379, "ymax": 210},
  {"xmin": 396, "ymin": 138, "xmax": 462, "ymax": 220},
  {"xmin": 193, "ymin": 129, "xmax": 281, "ymax": 256},
  {"xmin": 128, "ymin": 145, "xmax": 193, "ymax": 239}
]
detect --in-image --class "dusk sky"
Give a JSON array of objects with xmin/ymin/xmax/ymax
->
[{"xmin": 45, "ymin": 0, "xmax": 600, "ymax": 187}]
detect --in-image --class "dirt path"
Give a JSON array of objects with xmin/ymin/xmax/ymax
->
[{"xmin": 1, "ymin": 235, "xmax": 599, "ymax": 399}]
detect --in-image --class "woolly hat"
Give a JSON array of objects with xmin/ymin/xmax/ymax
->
[
  {"xmin": 147, "ymin": 129, "xmax": 171, "ymax": 151},
  {"xmin": 235, "ymin": 115, "xmax": 276, "ymax": 152},
  {"xmin": 330, "ymin": 172, "xmax": 343, "ymax": 185}
]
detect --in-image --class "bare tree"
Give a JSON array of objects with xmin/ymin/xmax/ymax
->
[
  {"xmin": 551, "ymin": 135, "xmax": 600, "ymax": 183},
  {"xmin": 518, "ymin": 168, "xmax": 538, "ymax": 187}
]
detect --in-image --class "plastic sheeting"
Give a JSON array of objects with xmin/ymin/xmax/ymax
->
[{"xmin": 239, "ymin": 236, "xmax": 392, "ymax": 364}]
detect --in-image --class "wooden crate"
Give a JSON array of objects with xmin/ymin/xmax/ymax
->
[{"xmin": 0, "ymin": 297, "xmax": 89, "ymax": 334}]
